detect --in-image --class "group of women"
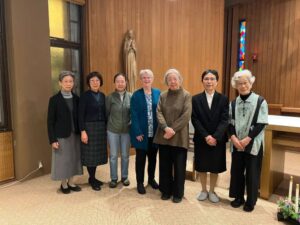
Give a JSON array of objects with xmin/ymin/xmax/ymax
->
[{"xmin": 47, "ymin": 68, "xmax": 268, "ymax": 212}]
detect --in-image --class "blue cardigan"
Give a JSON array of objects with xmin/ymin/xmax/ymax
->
[{"xmin": 130, "ymin": 88, "xmax": 161, "ymax": 150}]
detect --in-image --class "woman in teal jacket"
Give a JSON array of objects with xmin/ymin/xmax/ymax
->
[{"xmin": 130, "ymin": 69, "xmax": 161, "ymax": 194}]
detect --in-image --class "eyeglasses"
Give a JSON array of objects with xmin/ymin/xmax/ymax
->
[
  {"xmin": 203, "ymin": 78, "xmax": 216, "ymax": 81},
  {"xmin": 237, "ymin": 81, "xmax": 249, "ymax": 86}
]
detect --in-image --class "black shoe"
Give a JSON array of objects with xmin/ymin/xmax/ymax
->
[
  {"xmin": 148, "ymin": 179, "xmax": 159, "ymax": 189},
  {"xmin": 89, "ymin": 178, "xmax": 101, "ymax": 191},
  {"xmin": 137, "ymin": 183, "xmax": 146, "ymax": 195},
  {"xmin": 243, "ymin": 204, "xmax": 254, "ymax": 212},
  {"xmin": 121, "ymin": 178, "xmax": 130, "ymax": 186},
  {"xmin": 109, "ymin": 180, "xmax": 118, "ymax": 188},
  {"xmin": 230, "ymin": 198, "xmax": 245, "ymax": 208},
  {"xmin": 172, "ymin": 197, "xmax": 182, "ymax": 203},
  {"xmin": 94, "ymin": 179, "xmax": 104, "ymax": 186},
  {"xmin": 67, "ymin": 184, "xmax": 82, "ymax": 192},
  {"xmin": 161, "ymin": 193, "xmax": 171, "ymax": 200},
  {"xmin": 60, "ymin": 185, "xmax": 71, "ymax": 194}
]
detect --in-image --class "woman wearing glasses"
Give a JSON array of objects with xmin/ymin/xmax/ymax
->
[{"xmin": 192, "ymin": 69, "xmax": 229, "ymax": 203}]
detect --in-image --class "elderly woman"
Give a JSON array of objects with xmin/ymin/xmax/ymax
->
[
  {"xmin": 229, "ymin": 69, "xmax": 268, "ymax": 212},
  {"xmin": 192, "ymin": 69, "xmax": 229, "ymax": 203},
  {"xmin": 47, "ymin": 71, "xmax": 83, "ymax": 194},
  {"xmin": 154, "ymin": 68, "xmax": 192, "ymax": 203},
  {"xmin": 106, "ymin": 73, "xmax": 131, "ymax": 188},
  {"xmin": 79, "ymin": 71, "xmax": 107, "ymax": 191},
  {"xmin": 130, "ymin": 69, "xmax": 161, "ymax": 194}
]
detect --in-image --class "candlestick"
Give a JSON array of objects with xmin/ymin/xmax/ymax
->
[
  {"xmin": 288, "ymin": 176, "xmax": 293, "ymax": 202},
  {"xmin": 295, "ymin": 184, "xmax": 299, "ymax": 213}
]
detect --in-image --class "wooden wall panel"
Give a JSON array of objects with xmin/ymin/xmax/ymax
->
[
  {"xmin": 84, "ymin": 0, "xmax": 225, "ymax": 95},
  {"xmin": 227, "ymin": 0, "xmax": 300, "ymax": 109},
  {"xmin": 0, "ymin": 132, "xmax": 14, "ymax": 182}
]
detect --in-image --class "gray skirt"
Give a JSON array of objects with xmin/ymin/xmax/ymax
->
[
  {"xmin": 81, "ymin": 121, "xmax": 108, "ymax": 166},
  {"xmin": 51, "ymin": 132, "xmax": 83, "ymax": 180}
]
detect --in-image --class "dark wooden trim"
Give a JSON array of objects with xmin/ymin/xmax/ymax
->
[
  {"xmin": 223, "ymin": 7, "xmax": 234, "ymax": 98},
  {"xmin": 225, "ymin": 0, "xmax": 252, "ymax": 8},
  {"xmin": 50, "ymin": 37, "xmax": 81, "ymax": 49},
  {"xmin": 0, "ymin": 0, "xmax": 11, "ymax": 131}
]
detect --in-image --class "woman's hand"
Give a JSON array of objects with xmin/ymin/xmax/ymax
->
[
  {"xmin": 231, "ymin": 135, "xmax": 244, "ymax": 151},
  {"xmin": 240, "ymin": 136, "xmax": 252, "ymax": 149},
  {"xmin": 136, "ymin": 135, "xmax": 144, "ymax": 142},
  {"xmin": 205, "ymin": 135, "xmax": 217, "ymax": 146},
  {"xmin": 81, "ymin": 130, "xmax": 88, "ymax": 144},
  {"xmin": 51, "ymin": 142, "xmax": 59, "ymax": 150},
  {"xmin": 163, "ymin": 127, "xmax": 175, "ymax": 139}
]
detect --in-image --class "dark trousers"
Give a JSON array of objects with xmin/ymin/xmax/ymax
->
[
  {"xmin": 135, "ymin": 138, "xmax": 158, "ymax": 184},
  {"xmin": 159, "ymin": 145, "xmax": 187, "ymax": 198},
  {"xmin": 229, "ymin": 146, "xmax": 263, "ymax": 207}
]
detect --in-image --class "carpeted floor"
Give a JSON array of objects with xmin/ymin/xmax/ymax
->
[{"xmin": 0, "ymin": 155, "xmax": 282, "ymax": 225}]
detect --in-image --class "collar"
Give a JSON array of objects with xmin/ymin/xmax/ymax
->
[
  {"xmin": 205, "ymin": 90, "xmax": 215, "ymax": 98},
  {"xmin": 236, "ymin": 92, "xmax": 256, "ymax": 104}
]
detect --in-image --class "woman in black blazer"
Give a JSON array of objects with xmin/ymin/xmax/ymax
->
[
  {"xmin": 192, "ymin": 70, "xmax": 229, "ymax": 203},
  {"xmin": 47, "ymin": 71, "xmax": 83, "ymax": 194}
]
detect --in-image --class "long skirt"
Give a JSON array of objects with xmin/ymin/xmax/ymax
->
[
  {"xmin": 81, "ymin": 121, "xmax": 108, "ymax": 166},
  {"xmin": 51, "ymin": 132, "xmax": 83, "ymax": 180},
  {"xmin": 194, "ymin": 141, "xmax": 226, "ymax": 173}
]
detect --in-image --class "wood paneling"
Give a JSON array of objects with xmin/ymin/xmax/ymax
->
[
  {"xmin": 84, "ymin": 0, "xmax": 224, "ymax": 95},
  {"xmin": 225, "ymin": 0, "xmax": 300, "ymax": 108},
  {"xmin": 0, "ymin": 132, "xmax": 14, "ymax": 182}
]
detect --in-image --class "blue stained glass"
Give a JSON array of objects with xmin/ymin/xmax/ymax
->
[
  {"xmin": 238, "ymin": 20, "xmax": 246, "ymax": 70},
  {"xmin": 239, "ymin": 61, "xmax": 245, "ymax": 71}
]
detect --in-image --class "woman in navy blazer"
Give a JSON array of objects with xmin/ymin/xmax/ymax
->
[{"xmin": 130, "ymin": 69, "xmax": 161, "ymax": 194}]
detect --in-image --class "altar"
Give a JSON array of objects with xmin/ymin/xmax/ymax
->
[{"xmin": 260, "ymin": 115, "xmax": 300, "ymax": 199}]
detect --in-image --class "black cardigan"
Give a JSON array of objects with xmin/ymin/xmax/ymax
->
[
  {"xmin": 78, "ymin": 90, "xmax": 106, "ymax": 131},
  {"xmin": 47, "ymin": 92, "xmax": 80, "ymax": 144}
]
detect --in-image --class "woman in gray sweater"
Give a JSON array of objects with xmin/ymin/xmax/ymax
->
[
  {"xmin": 106, "ymin": 73, "xmax": 132, "ymax": 188},
  {"xmin": 154, "ymin": 68, "xmax": 192, "ymax": 203}
]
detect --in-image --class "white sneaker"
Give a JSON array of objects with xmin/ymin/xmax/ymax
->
[
  {"xmin": 208, "ymin": 192, "xmax": 220, "ymax": 203},
  {"xmin": 197, "ymin": 191, "xmax": 208, "ymax": 201}
]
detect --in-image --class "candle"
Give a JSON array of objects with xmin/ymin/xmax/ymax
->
[
  {"xmin": 295, "ymin": 184, "xmax": 299, "ymax": 213},
  {"xmin": 288, "ymin": 176, "xmax": 293, "ymax": 202}
]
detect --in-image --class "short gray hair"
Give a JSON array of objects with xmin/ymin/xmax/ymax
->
[
  {"xmin": 163, "ymin": 68, "xmax": 183, "ymax": 85},
  {"xmin": 231, "ymin": 69, "xmax": 255, "ymax": 88},
  {"xmin": 139, "ymin": 69, "xmax": 154, "ymax": 79},
  {"xmin": 59, "ymin": 71, "xmax": 75, "ymax": 81}
]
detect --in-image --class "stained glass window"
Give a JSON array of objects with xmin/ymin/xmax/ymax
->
[{"xmin": 238, "ymin": 20, "xmax": 246, "ymax": 71}]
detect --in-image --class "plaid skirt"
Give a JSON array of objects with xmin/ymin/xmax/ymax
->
[{"xmin": 81, "ymin": 121, "xmax": 108, "ymax": 166}]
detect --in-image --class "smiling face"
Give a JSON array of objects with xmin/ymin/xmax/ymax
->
[
  {"xmin": 202, "ymin": 73, "xmax": 217, "ymax": 93},
  {"xmin": 59, "ymin": 75, "xmax": 74, "ymax": 92},
  {"xmin": 89, "ymin": 76, "xmax": 101, "ymax": 92},
  {"xmin": 140, "ymin": 73, "xmax": 153, "ymax": 89},
  {"xmin": 115, "ymin": 75, "xmax": 127, "ymax": 92},
  {"xmin": 236, "ymin": 77, "xmax": 252, "ymax": 95},
  {"xmin": 167, "ymin": 73, "xmax": 180, "ymax": 90}
]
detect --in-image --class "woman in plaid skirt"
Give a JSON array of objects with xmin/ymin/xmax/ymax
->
[{"xmin": 79, "ymin": 71, "xmax": 108, "ymax": 191}]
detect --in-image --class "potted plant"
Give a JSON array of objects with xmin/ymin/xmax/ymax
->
[{"xmin": 277, "ymin": 197, "xmax": 300, "ymax": 224}]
